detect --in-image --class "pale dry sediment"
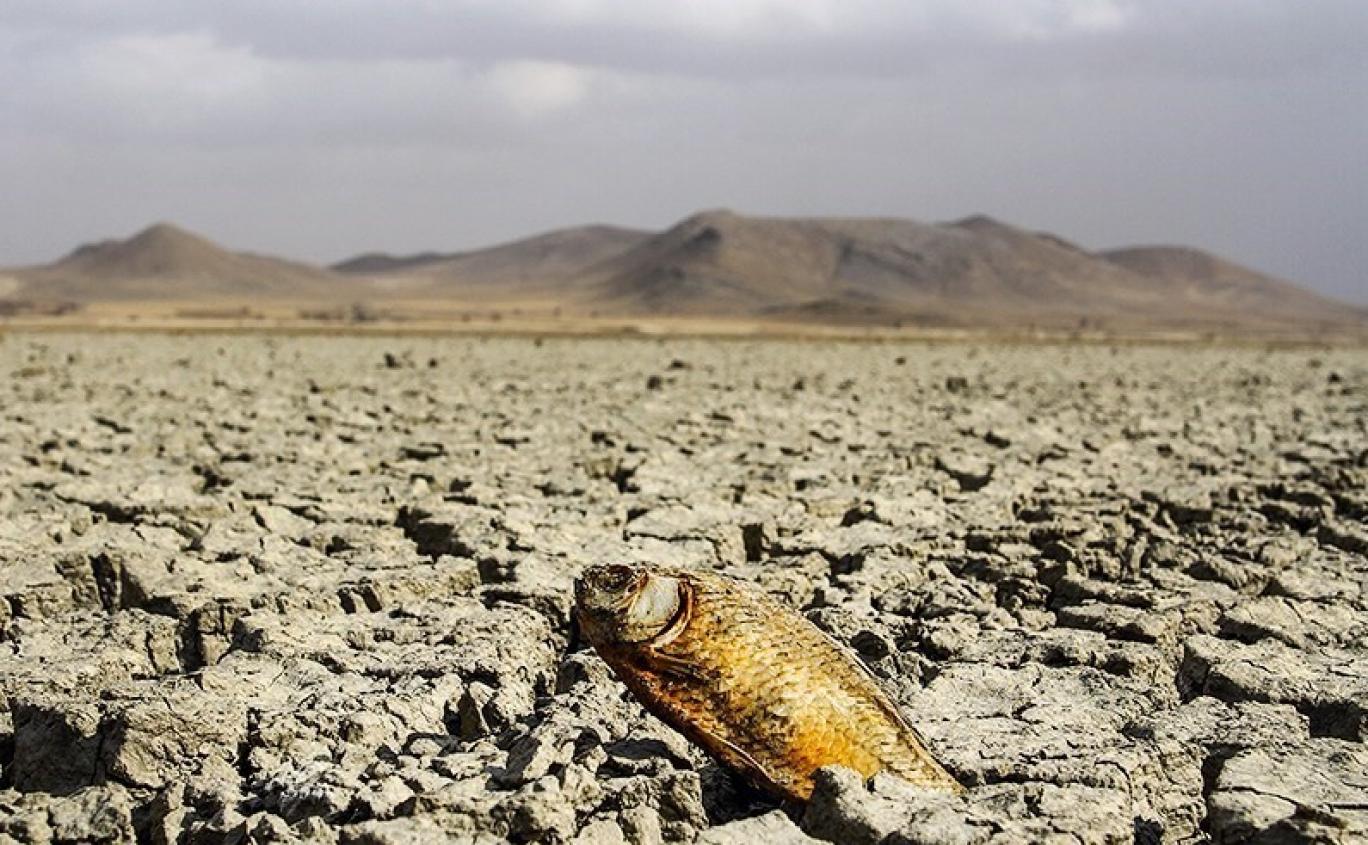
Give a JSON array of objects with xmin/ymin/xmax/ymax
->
[{"xmin": 0, "ymin": 333, "xmax": 1364, "ymax": 844}]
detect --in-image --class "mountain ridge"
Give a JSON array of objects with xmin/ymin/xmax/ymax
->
[{"xmin": 3, "ymin": 213, "xmax": 1361, "ymax": 331}]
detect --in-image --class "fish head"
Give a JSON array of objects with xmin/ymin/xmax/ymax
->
[{"xmin": 575, "ymin": 563, "xmax": 688, "ymax": 645}]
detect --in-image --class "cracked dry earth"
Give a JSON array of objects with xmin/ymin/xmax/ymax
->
[{"xmin": 0, "ymin": 333, "xmax": 1365, "ymax": 845}]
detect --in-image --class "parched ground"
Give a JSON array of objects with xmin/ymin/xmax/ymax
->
[{"xmin": 0, "ymin": 333, "xmax": 1364, "ymax": 845}]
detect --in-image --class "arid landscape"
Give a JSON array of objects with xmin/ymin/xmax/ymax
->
[
  {"xmin": 2, "ymin": 212, "xmax": 1363, "ymax": 338},
  {"xmin": 5, "ymin": 3, "xmax": 1367, "ymax": 843},
  {"xmin": 1, "ymin": 331, "xmax": 1364, "ymax": 843}
]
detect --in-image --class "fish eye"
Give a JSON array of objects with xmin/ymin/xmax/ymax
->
[{"xmin": 598, "ymin": 565, "xmax": 634, "ymax": 591}]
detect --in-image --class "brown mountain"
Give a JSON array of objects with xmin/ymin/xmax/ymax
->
[
  {"xmin": 577, "ymin": 210, "xmax": 1361, "ymax": 329},
  {"xmin": 330, "ymin": 251, "xmax": 454, "ymax": 276},
  {"xmin": 1097, "ymin": 246, "xmax": 1351, "ymax": 322},
  {"xmin": 9, "ymin": 223, "xmax": 352, "ymax": 302},
  {"xmin": 4, "ymin": 214, "xmax": 1360, "ymax": 332},
  {"xmin": 587, "ymin": 211, "xmax": 1144, "ymax": 318},
  {"xmin": 332, "ymin": 225, "xmax": 649, "ymax": 299}
]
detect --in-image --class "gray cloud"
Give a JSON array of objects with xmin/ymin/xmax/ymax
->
[{"xmin": 1, "ymin": 0, "xmax": 1364, "ymax": 303}]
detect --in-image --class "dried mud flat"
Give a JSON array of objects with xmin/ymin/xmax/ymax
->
[{"xmin": 0, "ymin": 332, "xmax": 1365, "ymax": 845}]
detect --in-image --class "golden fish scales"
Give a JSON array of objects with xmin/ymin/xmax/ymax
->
[{"xmin": 575, "ymin": 565, "xmax": 962, "ymax": 803}]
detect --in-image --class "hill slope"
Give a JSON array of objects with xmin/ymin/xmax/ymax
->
[
  {"xmin": 11, "ymin": 223, "xmax": 352, "ymax": 302},
  {"xmin": 1098, "ymin": 246, "xmax": 1352, "ymax": 322},
  {"xmin": 332, "ymin": 225, "xmax": 649, "ymax": 299}
]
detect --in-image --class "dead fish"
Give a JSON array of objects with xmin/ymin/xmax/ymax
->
[{"xmin": 574, "ymin": 563, "xmax": 963, "ymax": 802}]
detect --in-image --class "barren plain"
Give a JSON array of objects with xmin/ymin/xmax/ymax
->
[{"xmin": 0, "ymin": 332, "xmax": 1365, "ymax": 844}]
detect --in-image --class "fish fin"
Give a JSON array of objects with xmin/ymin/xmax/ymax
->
[
  {"xmin": 641, "ymin": 648, "xmax": 708, "ymax": 683},
  {"xmin": 689, "ymin": 723, "xmax": 805, "ymax": 802},
  {"xmin": 607, "ymin": 655, "xmax": 802, "ymax": 800}
]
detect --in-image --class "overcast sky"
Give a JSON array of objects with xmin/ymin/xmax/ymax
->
[{"xmin": 2, "ymin": 0, "xmax": 1365, "ymax": 303}]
